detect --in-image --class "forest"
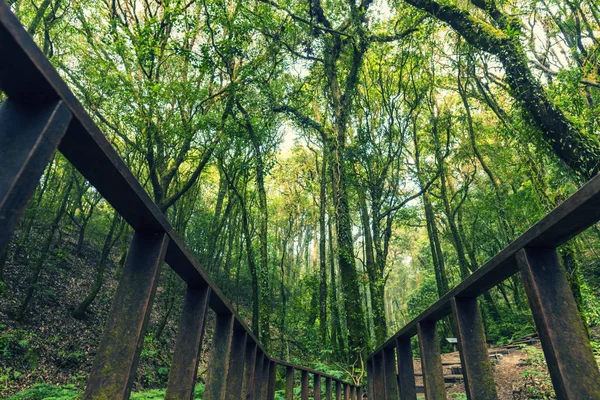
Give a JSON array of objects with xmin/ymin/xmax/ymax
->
[{"xmin": 1, "ymin": 0, "xmax": 600, "ymax": 398}]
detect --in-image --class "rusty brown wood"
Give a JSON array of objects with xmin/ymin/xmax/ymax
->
[
  {"xmin": 252, "ymin": 351, "xmax": 265, "ymax": 399},
  {"xmin": 372, "ymin": 353, "xmax": 385, "ymax": 400},
  {"xmin": 204, "ymin": 312, "xmax": 235, "ymax": 400},
  {"xmin": 383, "ymin": 346, "xmax": 399, "ymax": 399},
  {"xmin": 165, "ymin": 285, "xmax": 211, "ymax": 400},
  {"xmin": 396, "ymin": 337, "xmax": 416, "ymax": 400},
  {"xmin": 242, "ymin": 342, "xmax": 257, "ymax": 400},
  {"xmin": 451, "ymin": 297, "xmax": 498, "ymax": 400},
  {"xmin": 85, "ymin": 231, "xmax": 168, "ymax": 399},
  {"xmin": 325, "ymin": 377, "xmax": 333, "ymax": 400},
  {"xmin": 0, "ymin": 99, "xmax": 71, "ymax": 251},
  {"xmin": 517, "ymin": 248, "xmax": 600, "ymax": 399},
  {"xmin": 335, "ymin": 380, "xmax": 342, "ymax": 400},
  {"xmin": 301, "ymin": 369, "xmax": 309, "ymax": 400},
  {"xmin": 224, "ymin": 330, "xmax": 247, "ymax": 400},
  {"xmin": 314, "ymin": 373, "xmax": 322, "ymax": 400},
  {"xmin": 285, "ymin": 365, "xmax": 294, "ymax": 400},
  {"xmin": 417, "ymin": 320, "xmax": 446, "ymax": 400},
  {"xmin": 267, "ymin": 361, "xmax": 277, "ymax": 400}
]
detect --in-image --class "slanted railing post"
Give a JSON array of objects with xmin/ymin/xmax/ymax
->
[
  {"xmin": 267, "ymin": 361, "xmax": 276, "ymax": 400},
  {"xmin": 242, "ymin": 342, "xmax": 257, "ymax": 400},
  {"xmin": 0, "ymin": 99, "xmax": 72, "ymax": 251},
  {"xmin": 301, "ymin": 369, "xmax": 309, "ymax": 400},
  {"xmin": 224, "ymin": 330, "xmax": 248, "ymax": 400},
  {"xmin": 285, "ymin": 366, "xmax": 294, "ymax": 400},
  {"xmin": 517, "ymin": 248, "xmax": 600, "ymax": 399},
  {"xmin": 204, "ymin": 312, "xmax": 235, "ymax": 400},
  {"xmin": 383, "ymin": 346, "xmax": 400, "ymax": 399},
  {"xmin": 325, "ymin": 377, "xmax": 333, "ymax": 400},
  {"xmin": 396, "ymin": 337, "xmax": 416, "ymax": 400},
  {"xmin": 417, "ymin": 320, "xmax": 446, "ymax": 400},
  {"xmin": 252, "ymin": 351, "xmax": 265, "ymax": 399},
  {"xmin": 85, "ymin": 231, "xmax": 168, "ymax": 399},
  {"xmin": 372, "ymin": 353, "xmax": 385, "ymax": 399},
  {"xmin": 451, "ymin": 296, "xmax": 497, "ymax": 400},
  {"xmin": 166, "ymin": 285, "xmax": 210, "ymax": 400},
  {"xmin": 314, "ymin": 373, "xmax": 322, "ymax": 400},
  {"xmin": 259, "ymin": 355, "xmax": 271, "ymax": 399}
]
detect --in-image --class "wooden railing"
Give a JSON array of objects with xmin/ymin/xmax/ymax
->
[
  {"xmin": 366, "ymin": 157, "xmax": 600, "ymax": 396},
  {"xmin": 0, "ymin": 2, "xmax": 361, "ymax": 399}
]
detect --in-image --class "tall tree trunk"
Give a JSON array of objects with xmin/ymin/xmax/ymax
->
[{"xmin": 318, "ymin": 153, "xmax": 328, "ymax": 344}]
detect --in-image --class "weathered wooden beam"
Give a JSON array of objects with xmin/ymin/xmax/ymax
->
[
  {"xmin": 251, "ymin": 351, "xmax": 265, "ymax": 400},
  {"xmin": 396, "ymin": 337, "xmax": 416, "ymax": 400},
  {"xmin": 85, "ymin": 232, "xmax": 168, "ymax": 399},
  {"xmin": 204, "ymin": 313, "xmax": 235, "ymax": 400},
  {"xmin": 517, "ymin": 248, "xmax": 600, "ymax": 399},
  {"xmin": 372, "ymin": 353, "xmax": 385, "ymax": 399},
  {"xmin": 285, "ymin": 365, "xmax": 294, "ymax": 400},
  {"xmin": 451, "ymin": 297, "xmax": 497, "ymax": 400},
  {"xmin": 267, "ymin": 361, "xmax": 277, "ymax": 400},
  {"xmin": 343, "ymin": 384, "xmax": 350, "ymax": 400},
  {"xmin": 301, "ymin": 369, "xmax": 309, "ymax": 400},
  {"xmin": 367, "ymin": 358, "xmax": 374, "ymax": 400},
  {"xmin": 349, "ymin": 385, "xmax": 355, "ymax": 400},
  {"xmin": 383, "ymin": 346, "xmax": 399, "ymax": 399},
  {"xmin": 259, "ymin": 356, "xmax": 271, "ymax": 399},
  {"xmin": 335, "ymin": 380, "xmax": 342, "ymax": 400},
  {"xmin": 166, "ymin": 285, "xmax": 211, "ymax": 400},
  {"xmin": 224, "ymin": 330, "xmax": 247, "ymax": 400},
  {"xmin": 314, "ymin": 373, "xmax": 322, "ymax": 400},
  {"xmin": 325, "ymin": 377, "xmax": 333, "ymax": 400},
  {"xmin": 418, "ymin": 320, "xmax": 446, "ymax": 400},
  {"xmin": 242, "ymin": 342, "xmax": 257, "ymax": 400},
  {"xmin": 0, "ymin": 99, "xmax": 71, "ymax": 251}
]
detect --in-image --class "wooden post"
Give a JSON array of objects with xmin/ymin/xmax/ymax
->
[
  {"xmin": 242, "ymin": 343, "xmax": 257, "ymax": 400},
  {"xmin": 335, "ymin": 380, "xmax": 342, "ymax": 400},
  {"xmin": 285, "ymin": 366, "xmax": 294, "ymax": 400},
  {"xmin": 314, "ymin": 373, "xmax": 322, "ymax": 400},
  {"xmin": 267, "ymin": 361, "xmax": 277, "ymax": 400},
  {"xmin": 417, "ymin": 320, "xmax": 446, "ymax": 400},
  {"xmin": 301, "ymin": 369, "xmax": 309, "ymax": 400},
  {"xmin": 396, "ymin": 337, "xmax": 416, "ymax": 400},
  {"xmin": 383, "ymin": 346, "xmax": 400, "ymax": 399},
  {"xmin": 325, "ymin": 377, "xmax": 333, "ymax": 400},
  {"xmin": 372, "ymin": 353, "xmax": 385, "ymax": 399},
  {"xmin": 367, "ymin": 358, "xmax": 374, "ymax": 400},
  {"xmin": 517, "ymin": 248, "xmax": 600, "ymax": 399},
  {"xmin": 204, "ymin": 313, "xmax": 235, "ymax": 400},
  {"xmin": 252, "ymin": 351, "xmax": 265, "ymax": 400},
  {"xmin": 451, "ymin": 297, "xmax": 498, "ymax": 400},
  {"xmin": 259, "ymin": 355, "xmax": 271, "ymax": 399},
  {"xmin": 85, "ymin": 232, "xmax": 168, "ymax": 399},
  {"xmin": 224, "ymin": 330, "xmax": 248, "ymax": 400},
  {"xmin": 0, "ymin": 99, "xmax": 71, "ymax": 251},
  {"xmin": 349, "ymin": 385, "xmax": 355, "ymax": 400},
  {"xmin": 343, "ymin": 384, "xmax": 350, "ymax": 400},
  {"xmin": 166, "ymin": 285, "xmax": 210, "ymax": 400}
]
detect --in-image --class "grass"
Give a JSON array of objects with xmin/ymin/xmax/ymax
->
[{"xmin": 6, "ymin": 383, "xmax": 205, "ymax": 399}]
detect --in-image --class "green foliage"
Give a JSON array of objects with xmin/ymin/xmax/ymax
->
[
  {"xmin": 0, "ymin": 330, "xmax": 40, "ymax": 368},
  {"xmin": 6, "ymin": 384, "xmax": 79, "ymax": 400}
]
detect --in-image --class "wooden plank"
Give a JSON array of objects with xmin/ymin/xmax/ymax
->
[
  {"xmin": 0, "ymin": 99, "xmax": 71, "ymax": 251},
  {"xmin": 451, "ymin": 297, "xmax": 497, "ymax": 400},
  {"xmin": 367, "ymin": 358, "xmax": 374, "ymax": 400},
  {"xmin": 383, "ymin": 346, "xmax": 399, "ymax": 399},
  {"xmin": 85, "ymin": 232, "xmax": 168, "ymax": 399},
  {"xmin": 242, "ymin": 342, "xmax": 257, "ymax": 400},
  {"xmin": 224, "ymin": 330, "xmax": 247, "ymax": 400},
  {"xmin": 343, "ymin": 384, "xmax": 350, "ymax": 400},
  {"xmin": 349, "ymin": 385, "xmax": 355, "ymax": 400},
  {"xmin": 251, "ymin": 351, "xmax": 265, "ymax": 400},
  {"xmin": 267, "ymin": 361, "xmax": 277, "ymax": 400},
  {"xmin": 372, "ymin": 353, "xmax": 385, "ymax": 399},
  {"xmin": 517, "ymin": 248, "xmax": 600, "ymax": 399},
  {"xmin": 325, "ymin": 377, "xmax": 333, "ymax": 400},
  {"xmin": 314, "ymin": 373, "xmax": 322, "ymax": 400},
  {"xmin": 335, "ymin": 380, "xmax": 342, "ymax": 400},
  {"xmin": 285, "ymin": 366, "xmax": 294, "ymax": 400},
  {"xmin": 204, "ymin": 313, "xmax": 235, "ymax": 400},
  {"xmin": 301, "ymin": 369, "xmax": 309, "ymax": 400},
  {"xmin": 259, "ymin": 356, "xmax": 271, "ymax": 399},
  {"xmin": 166, "ymin": 285, "xmax": 211, "ymax": 400},
  {"xmin": 417, "ymin": 320, "xmax": 446, "ymax": 400},
  {"xmin": 396, "ymin": 337, "xmax": 417, "ymax": 400}
]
